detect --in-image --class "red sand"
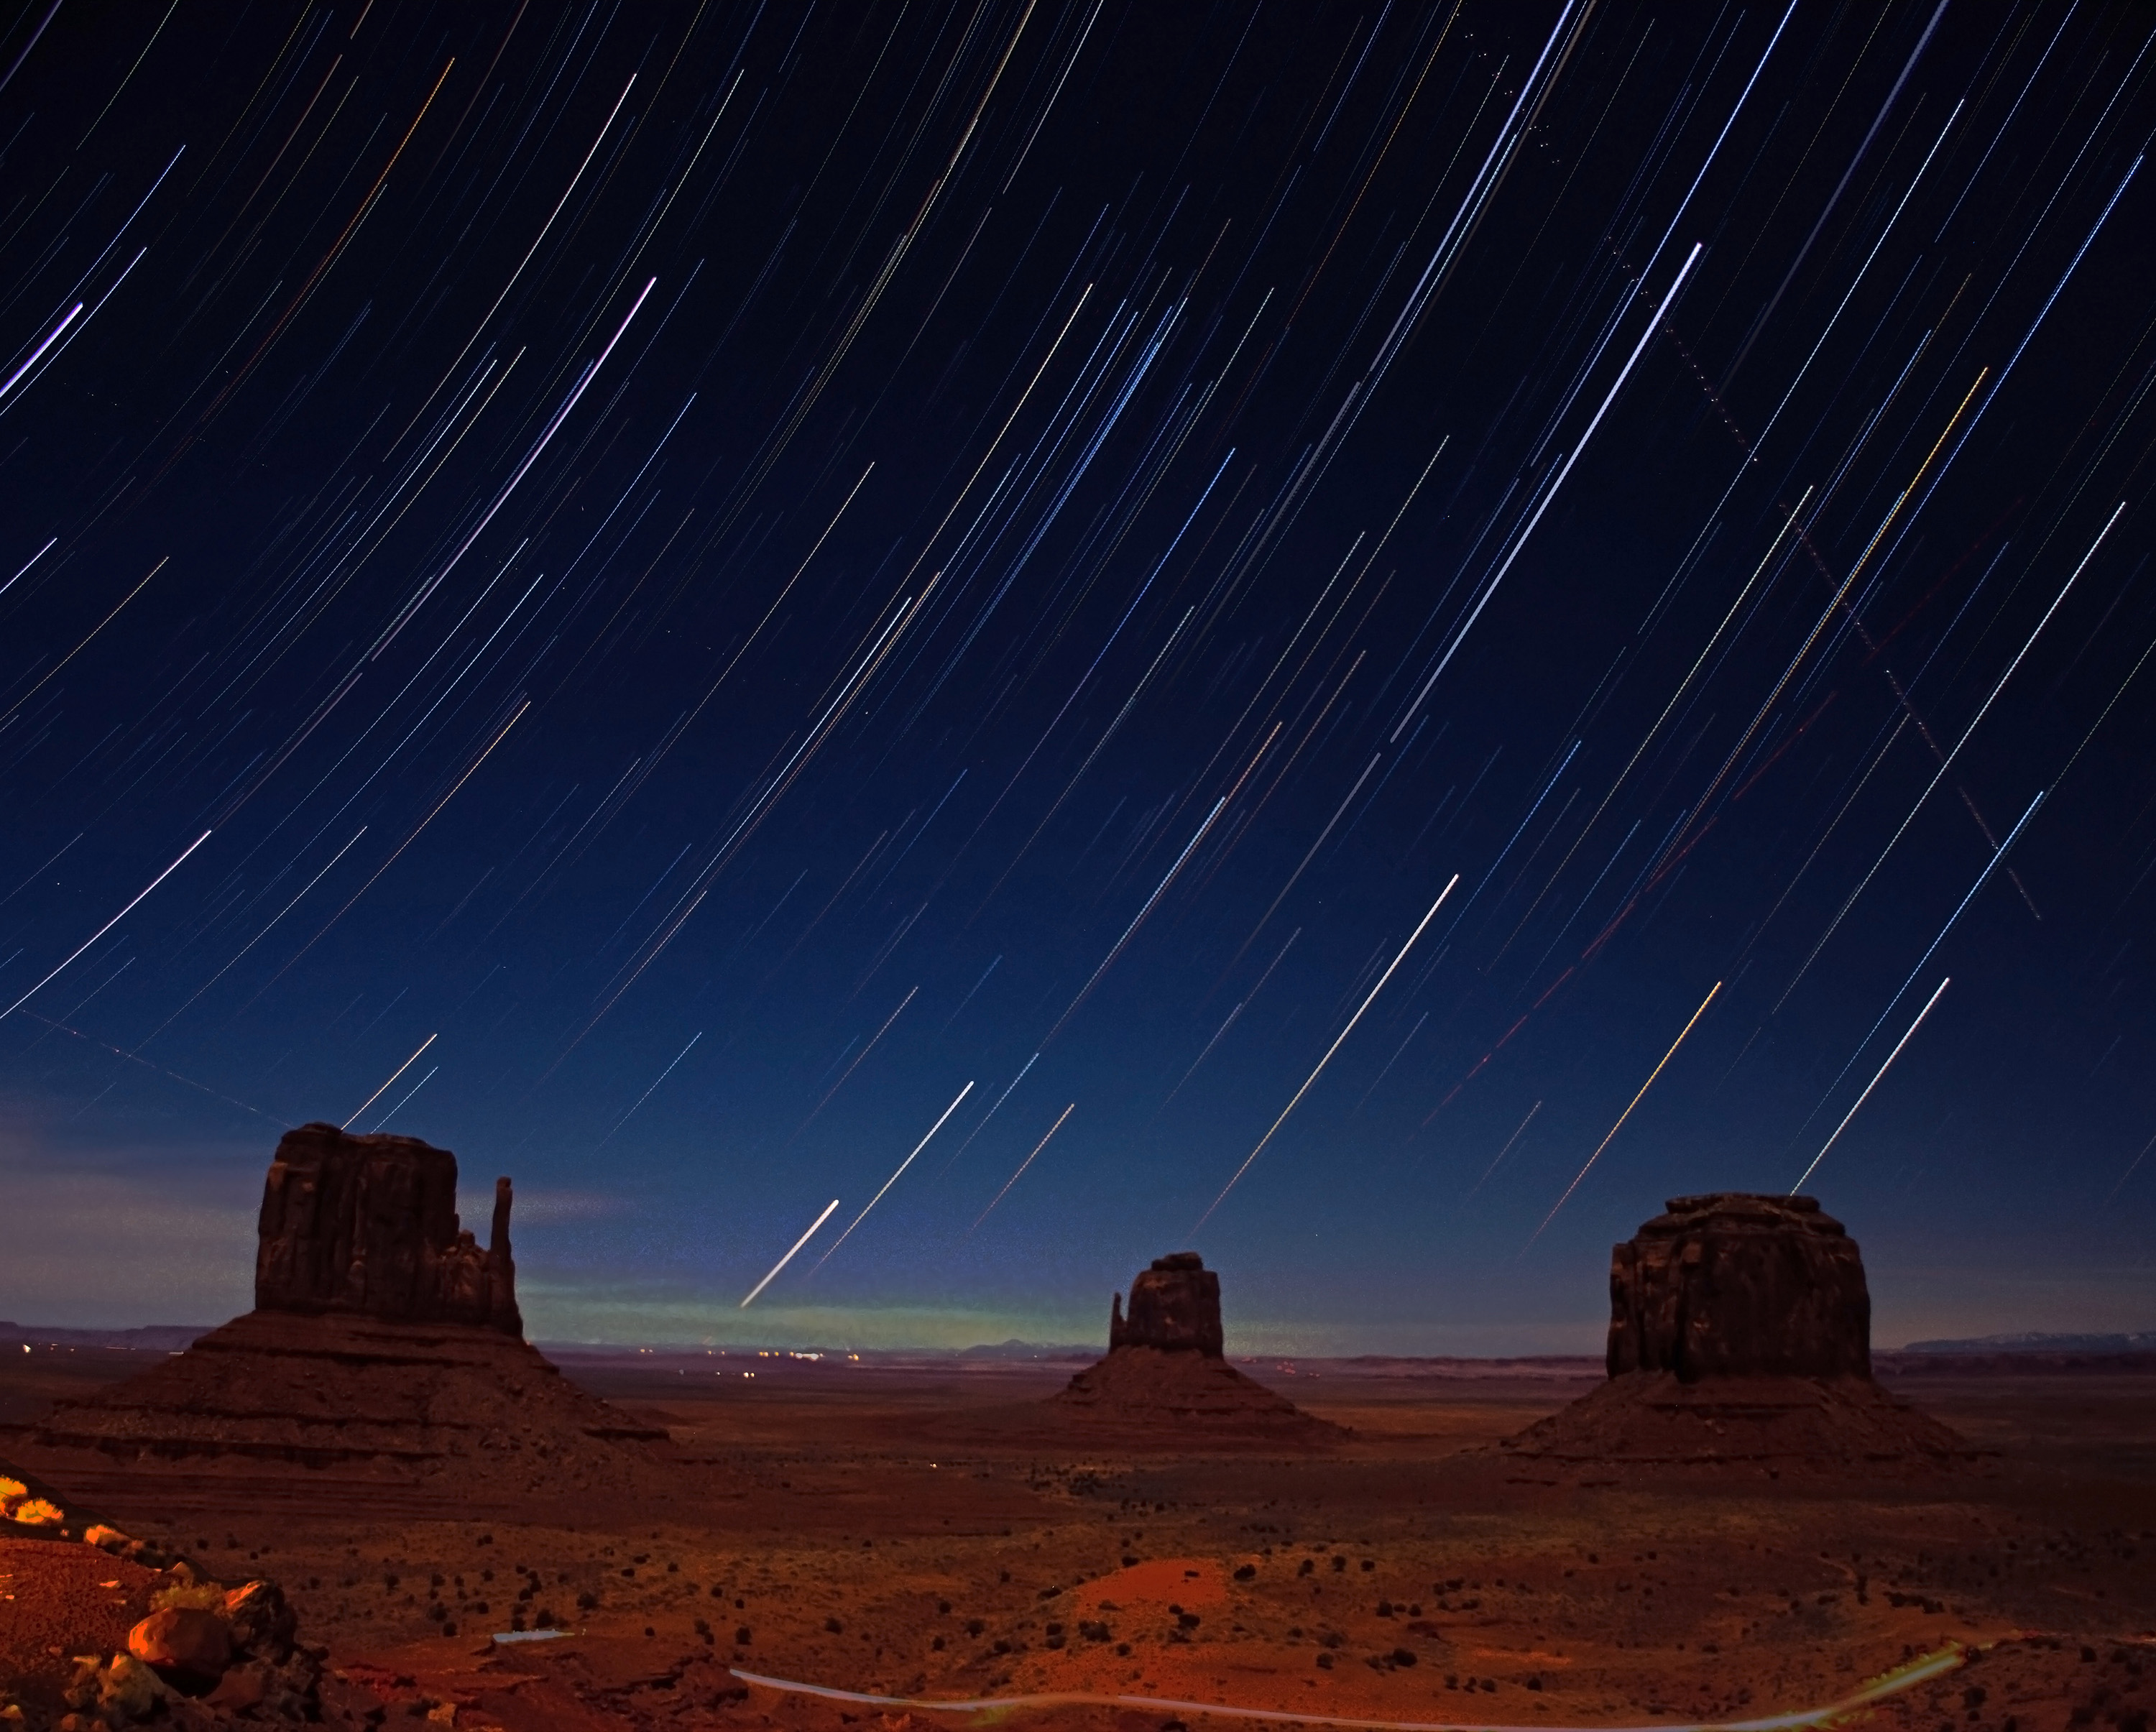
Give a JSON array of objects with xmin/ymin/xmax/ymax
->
[{"xmin": 4, "ymin": 1350, "xmax": 2152, "ymax": 1731}]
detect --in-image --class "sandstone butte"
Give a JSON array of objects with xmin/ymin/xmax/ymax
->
[
  {"xmin": 1051, "ymin": 1251, "xmax": 1343, "ymax": 1440},
  {"xmin": 34, "ymin": 1123, "xmax": 671, "ymax": 1493},
  {"xmin": 1501, "ymin": 1192, "xmax": 1973, "ymax": 1472}
]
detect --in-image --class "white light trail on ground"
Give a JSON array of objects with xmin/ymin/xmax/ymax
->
[{"xmin": 729, "ymin": 1637, "xmax": 1966, "ymax": 1728}]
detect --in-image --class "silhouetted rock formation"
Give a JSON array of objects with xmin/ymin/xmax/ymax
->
[
  {"xmin": 1502, "ymin": 1194, "xmax": 1972, "ymax": 1474},
  {"xmin": 1054, "ymin": 1253, "xmax": 1340, "ymax": 1442},
  {"xmin": 1109, "ymin": 1252, "xmax": 1225, "ymax": 1355},
  {"xmin": 1607, "ymin": 1193, "xmax": 1869, "ymax": 1380},
  {"xmin": 32, "ymin": 1128, "xmax": 672, "ymax": 1495},
  {"xmin": 256, "ymin": 1122, "xmax": 520, "ymax": 1334}
]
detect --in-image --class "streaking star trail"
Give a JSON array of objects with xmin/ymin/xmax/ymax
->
[
  {"xmin": 1197, "ymin": 873, "xmax": 1458, "ymax": 1230},
  {"xmin": 740, "ymin": 1199, "xmax": 843, "ymax": 1310},
  {"xmin": 0, "ymin": 0, "xmax": 2149, "ymax": 1350},
  {"xmin": 1791, "ymin": 978, "xmax": 1950, "ymax": 1195}
]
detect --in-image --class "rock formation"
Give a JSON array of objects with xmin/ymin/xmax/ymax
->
[
  {"xmin": 1502, "ymin": 1194, "xmax": 1971, "ymax": 1473},
  {"xmin": 30, "ymin": 1125, "xmax": 672, "ymax": 1496},
  {"xmin": 1, "ymin": 1532, "xmax": 323, "ymax": 1726},
  {"xmin": 254, "ymin": 1122, "xmax": 520, "ymax": 1333},
  {"xmin": 1052, "ymin": 1253, "xmax": 1340, "ymax": 1441},
  {"xmin": 1606, "ymin": 1193, "xmax": 1870, "ymax": 1380},
  {"xmin": 1109, "ymin": 1251, "xmax": 1225, "ymax": 1355}
]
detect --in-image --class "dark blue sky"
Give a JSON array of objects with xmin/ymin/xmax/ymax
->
[{"xmin": 2, "ymin": 0, "xmax": 2152, "ymax": 1351}]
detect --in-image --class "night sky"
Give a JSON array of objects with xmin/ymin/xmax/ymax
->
[{"xmin": 2, "ymin": 0, "xmax": 2152, "ymax": 1353}]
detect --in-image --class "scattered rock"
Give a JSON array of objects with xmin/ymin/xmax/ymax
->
[
  {"xmin": 93, "ymin": 1653, "xmax": 167, "ymax": 1721},
  {"xmin": 127, "ymin": 1605, "xmax": 231, "ymax": 1687},
  {"xmin": 0, "ymin": 1478, "xmax": 62, "ymax": 1531},
  {"xmin": 219, "ymin": 1579, "xmax": 295, "ymax": 1659},
  {"xmin": 202, "ymin": 1664, "xmax": 267, "ymax": 1713},
  {"xmin": 84, "ymin": 1526, "xmax": 176, "ymax": 1570},
  {"xmin": 19, "ymin": 1554, "xmax": 328, "ymax": 1726}
]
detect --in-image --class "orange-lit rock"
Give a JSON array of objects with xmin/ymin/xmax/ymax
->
[{"xmin": 127, "ymin": 1603, "xmax": 231, "ymax": 1685}]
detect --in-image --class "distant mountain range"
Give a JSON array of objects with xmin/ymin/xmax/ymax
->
[
  {"xmin": 1, "ymin": 1322, "xmax": 211, "ymax": 1351},
  {"xmin": 954, "ymin": 1338, "xmax": 1094, "ymax": 1360},
  {"xmin": 1899, "ymin": 1330, "xmax": 2156, "ymax": 1354}
]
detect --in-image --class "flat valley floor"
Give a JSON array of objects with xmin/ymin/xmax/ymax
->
[{"xmin": 4, "ymin": 1349, "xmax": 2153, "ymax": 1730}]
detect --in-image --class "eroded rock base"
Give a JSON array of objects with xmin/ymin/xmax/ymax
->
[
  {"xmin": 1050, "ymin": 1346, "xmax": 1344, "ymax": 1441},
  {"xmin": 1498, "ymin": 1371, "xmax": 1978, "ymax": 1473},
  {"xmin": 34, "ymin": 1309, "xmax": 669, "ymax": 1494}
]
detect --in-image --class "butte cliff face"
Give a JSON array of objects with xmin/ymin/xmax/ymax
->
[
  {"xmin": 1055, "ymin": 1252, "xmax": 1339, "ymax": 1441},
  {"xmin": 1503, "ymin": 1193, "xmax": 1968, "ymax": 1473},
  {"xmin": 254, "ymin": 1122, "xmax": 520, "ymax": 1334},
  {"xmin": 1606, "ymin": 1192, "xmax": 1870, "ymax": 1381},
  {"xmin": 1109, "ymin": 1252, "xmax": 1225, "ymax": 1356},
  {"xmin": 31, "ymin": 1125, "xmax": 669, "ymax": 1493}
]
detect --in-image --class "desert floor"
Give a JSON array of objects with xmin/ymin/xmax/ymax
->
[{"xmin": 4, "ymin": 1347, "xmax": 2152, "ymax": 1730}]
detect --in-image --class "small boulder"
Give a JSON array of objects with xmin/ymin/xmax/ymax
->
[
  {"xmin": 223, "ymin": 1578, "xmax": 297, "ymax": 1657},
  {"xmin": 96, "ymin": 1654, "xmax": 168, "ymax": 1721},
  {"xmin": 205, "ymin": 1664, "xmax": 268, "ymax": 1712},
  {"xmin": 85, "ymin": 1523, "xmax": 172, "ymax": 1567},
  {"xmin": 129, "ymin": 1605, "xmax": 232, "ymax": 1687}
]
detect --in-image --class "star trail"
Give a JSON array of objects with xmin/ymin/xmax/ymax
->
[{"xmin": 1, "ymin": 0, "xmax": 2152, "ymax": 1351}]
